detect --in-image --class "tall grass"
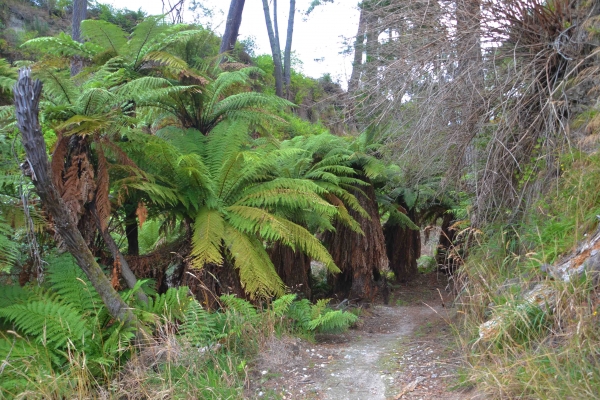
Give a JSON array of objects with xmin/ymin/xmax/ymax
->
[{"xmin": 454, "ymin": 151, "xmax": 600, "ymax": 398}]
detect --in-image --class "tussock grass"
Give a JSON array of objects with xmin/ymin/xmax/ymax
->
[{"xmin": 454, "ymin": 151, "xmax": 600, "ymax": 399}]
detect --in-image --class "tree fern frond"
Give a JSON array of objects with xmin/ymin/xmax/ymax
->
[
  {"xmin": 235, "ymin": 187, "xmax": 335, "ymax": 216},
  {"xmin": 190, "ymin": 207, "xmax": 226, "ymax": 269},
  {"xmin": 81, "ymin": 20, "xmax": 127, "ymax": 54},
  {"xmin": 226, "ymin": 206, "xmax": 340, "ymax": 274},
  {"xmin": 222, "ymin": 226, "xmax": 285, "ymax": 298},
  {"xmin": 55, "ymin": 114, "xmax": 111, "ymax": 136},
  {"xmin": 127, "ymin": 16, "xmax": 171, "ymax": 68},
  {"xmin": 141, "ymin": 51, "xmax": 189, "ymax": 72},
  {"xmin": 22, "ymin": 33, "xmax": 98, "ymax": 58},
  {"xmin": 36, "ymin": 69, "xmax": 77, "ymax": 106},
  {"xmin": 77, "ymin": 87, "xmax": 115, "ymax": 116}
]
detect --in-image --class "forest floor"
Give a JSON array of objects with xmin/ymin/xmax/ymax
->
[{"xmin": 248, "ymin": 273, "xmax": 482, "ymax": 399}]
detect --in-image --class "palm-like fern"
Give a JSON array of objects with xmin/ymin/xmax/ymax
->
[
  {"xmin": 122, "ymin": 121, "xmax": 339, "ymax": 298},
  {"xmin": 277, "ymin": 133, "xmax": 371, "ymax": 233},
  {"xmin": 133, "ymin": 66, "xmax": 292, "ymax": 134}
]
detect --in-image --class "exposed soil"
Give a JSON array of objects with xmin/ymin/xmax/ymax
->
[{"xmin": 248, "ymin": 273, "xmax": 480, "ymax": 399}]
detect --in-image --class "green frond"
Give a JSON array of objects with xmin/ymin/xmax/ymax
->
[
  {"xmin": 139, "ymin": 286, "xmax": 191, "ymax": 320},
  {"xmin": 116, "ymin": 76, "xmax": 173, "ymax": 100},
  {"xmin": 0, "ymin": 216, "xmax": 19, "ymax": 273},
  {"xmin": 223, "ymin": 225, "xmax": 285, "ymax": 298},
  {"xmin": 77, "ymin": 87, "xmax": 115, "ymax": 115},
  {"xmin": 141, "ymin": 51, "xmax": 189, "ymax": 72},
  {"xmin": 306, "ymin": 309, "xmax": 358, "ymax": 333},
  {"xmin": 0, "ymin": 59, "xmax": 16, "ymax": 94},
  {"xmin": 220, "ymin": 294, "xmax": 258, "ymax": 320},
  {"xmin": 55, "ymin": 114, "xmax": 111, "ymax": 136},
  {"xmin": 226, "ymin": 205, "xmax": 340, "ymax": 274},
  {"xmin": 235, "ymin": 185, "xmax": 335, "ymax": 217},
  {"xmin": 36, "ymin": 69, "xmax": 77, "ymax": 106},
  {"xmin": 0, "ymin": 301, "xmax": 89, "ymax": 348},
  {"xmin": 81, "ymin": 20, "xmax": 127, "ymax": 54},
  {"xmin": 22, "ymin": 32, "xmax": 98, "ymax": 58},
  {"xmin": 45, "ymin": 253, "xmax": 104, "ymax": 315},
  {"xmin": 180, "ymin": 299, "xmax": 218, "ymax": 347},
  {"xmin": 0, "ymin": 285, "xmax": 33, "ymax": 308},
  {"xmin": 270, "ymin": 294, "xmax": 297, "ymax": 317},
  {"xmin": 191, "ymin": 207, "xmax": 226, "ymax": 268},
  {"xmin": 147, "ymin": 29, "xmax": 206, "ymax": 52},
  {"xmin": 127, "ymin": 16, "xmax": 171, "ymax": 67},
  {"xmin": 386, "ymin": 208, "xmax": 420, "ymax": 230}
]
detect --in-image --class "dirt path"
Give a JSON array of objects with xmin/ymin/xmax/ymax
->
[{"xmin": 249, "ymin": 275, "xmax": 478, "ymax": 399}]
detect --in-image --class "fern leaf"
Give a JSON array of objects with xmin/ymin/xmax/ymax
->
[
  {"xmin": 191, "ymin": 207, "xmax": 226, "ymax": 268},
  {"xmin": 226, "ymin": 205, "xmax": 340, "ymax": 274},
  {"xmin": 81, "ymin": 20, "xmax": 127, "ymax": 54},
  {"xmin": 222, "ymin": 225, "xmax": 285, "ymax": 298}
]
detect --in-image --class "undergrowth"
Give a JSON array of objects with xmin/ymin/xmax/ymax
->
[
  {"xmin": 455, "ymin": 151, "xmax": 600, "ymax": 398},
  {"xmin": 0, "ymin": 254, "xmax": 357, "ymax": 398}
]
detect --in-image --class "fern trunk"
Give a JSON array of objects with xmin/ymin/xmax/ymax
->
[
  {"xmin": 182, "ymin": 256, "xmax": 247, "ymax": 309},
  {"xmin": 323, "ymin": 178, "xmax": 388, "ymax": 301},
  {"xmin": 90, "ymin": 201, "xmax": 148, "ymax": 303},
  {"xmin": 125, "ymin": 204, "xmax": 139, "ymax": 256},
  {"xmin": 13, "ymin": 69, "xmax": 138, "ymax": 329},
  {"xmin": 383, "ymin": 209, "xmax": 420, "ymax": 282},
  {"xmin": 269, "ymin": 242, "xmax": 311, "ymax": 299}
]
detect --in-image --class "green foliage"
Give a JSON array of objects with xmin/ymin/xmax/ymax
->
[
  {"xmin": 0, "ymin": 254, "xmax": 134, "ymax": 395},
  {"xmin": 287, "ymin": 297, "xmax": 358, "ymax": 334},
  {"xmin": 0, "ymin": 214, "xmax": 18, "ymax": 273},
  {"xmin": 124, "ymin": 121, "xmax": 341, "ymax": 298},
  {"xmin": 0, "ymin": 58, "xmax": 16, "ymax": 95}
]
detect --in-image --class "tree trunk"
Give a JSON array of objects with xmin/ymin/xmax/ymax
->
[
  {"xmin": 384, "ymin": 210, "xmax": 420, "ymax": 282},
  {"xmin": 125, "ymin": 204, "xmax": 139, "ymax": 256},
  {"xmin": 323, "ymin": 179, "xmax": 388, "ymax": 301},
  {"xmin": 219, "ymin": 0, "xmax": 246, "ymax": 55},
  {"xmin": 348, "ymin": 7, "xmax": 367, "ymax": 94},
  {"xmin": 182, "ymin": 255, "xmax": 247, "ymax": 310},
  {"xmin": 70, "ymin": 0, "xmax": 87, "ymax": 76},
  {"xmin": 436, "ymin": 213, "xmax": 457, "ymax": 274},
  {"xmin": 283, "ymin": 0, "xmax": 296, "ymax": 95},
  {"xmin": 456, "ymin": 0, "xmax": 482, "ymax": 177},
  {"xmin": 13, "ymin": 69, "xmax": 137, "ymax": 328},
  {"xmin": 269, "ymin": 241, "xmax": 311, "ymax": 299},
  {"xmin": 261, "ymin": 0, "xmax": 284, "ymax": 97},
  {"xmin": 89, "ymin": 201, "xmax": 148, "ymax": 303}
]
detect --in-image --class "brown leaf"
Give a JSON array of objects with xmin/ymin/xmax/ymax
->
[
  {"xmin": 50, "ymin": 135, "xmax": 68, "ymax": 192},
  {"xmin": 136, "ymin": 202, "xmax": 148, "ymax": 229},
  {"xmin": 95, "ymin": 146, "xmax": 111, "ymax": 231}
]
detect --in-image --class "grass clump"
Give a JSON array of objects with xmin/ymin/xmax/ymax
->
[{"xmin": 454, "ymin": 151, "xmax": 600, "ymax": 398}]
